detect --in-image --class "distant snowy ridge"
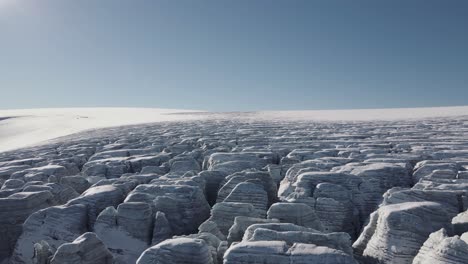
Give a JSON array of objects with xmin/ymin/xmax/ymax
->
[{"xmin": 253, "ymin": 105, "xmax": 468, "ymax": 121}]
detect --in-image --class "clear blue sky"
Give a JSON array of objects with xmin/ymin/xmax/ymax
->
[{"xmin": 1, "ymin": 0, "xmax": 467, "ymax": 111}]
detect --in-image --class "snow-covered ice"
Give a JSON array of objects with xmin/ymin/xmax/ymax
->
[
  {"xmin": 0, "ymin": 108, "xmax": 203, "ymax": 153},
  {"xmin": 1, "ymin": 105, "xmax": 468, "ymax": 264},
  {"xmin": 1, "ymin": 106, "xmax": 467, "ymax": 153}
]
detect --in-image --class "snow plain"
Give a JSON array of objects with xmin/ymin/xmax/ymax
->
[
  {"xmin": 1, "ymin": 106, "xmax": 467, "ymax": 153},
  {"xmin": 0, "ymin": 108, "xmax": 203, "ymax": 153}
]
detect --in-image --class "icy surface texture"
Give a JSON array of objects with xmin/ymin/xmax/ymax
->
[{"xmin": 1, "ymin": 112, "xmax": 468, "ymax": 263}]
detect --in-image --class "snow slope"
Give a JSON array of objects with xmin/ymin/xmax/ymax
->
[
  {"xmin": 0, "ymin": 108, "xmax": 203, "ymax": 153},
  {"xmin": 1, "ymin": 106, "xmax": 467, "ymax": 153}
]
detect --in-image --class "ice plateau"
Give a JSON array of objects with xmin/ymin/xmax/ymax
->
[{"xmin": 0, "ymin": 106, "xmax": 468, "ymax": 264}]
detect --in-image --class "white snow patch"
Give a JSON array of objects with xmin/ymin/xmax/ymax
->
[{"xmin": 0, "ymin": 108, "xmax": 203, "ymax": 153}]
